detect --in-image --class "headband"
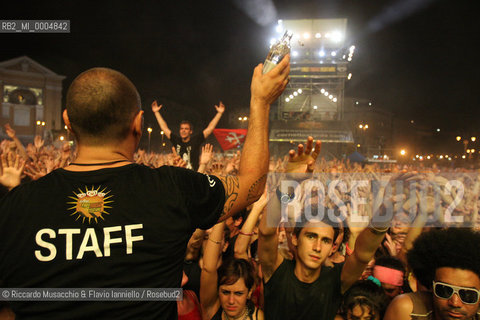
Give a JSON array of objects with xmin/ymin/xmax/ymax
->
[{"xmin": 373, "ymin": 265, "xmax": 404, "ymax": 287}]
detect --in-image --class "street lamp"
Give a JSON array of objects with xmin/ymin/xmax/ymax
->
[
  {"xmin": 472, "ymin": 137, "xmax": 477, "ymax": 142},
  {"xmin": 161, "ymin": 130, "xmax": 164, "ymax": 151},
  {"xmin": 147, "ymin": 127, "xmax": 152, "ymax": 153}
]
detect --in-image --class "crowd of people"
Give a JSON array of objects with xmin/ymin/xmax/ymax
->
[{"xmin": 1, "ymin": 56, "xmax": 480, "ymax": 320}]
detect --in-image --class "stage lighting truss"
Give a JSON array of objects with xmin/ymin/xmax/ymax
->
[{"xmin": 270, "ymin": 19, "xmax": 354, "ymax": 64}]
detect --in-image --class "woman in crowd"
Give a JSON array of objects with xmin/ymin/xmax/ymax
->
[
  {"xmin": 200, "ymin": 221, "xmax": 263, "ymax": 320},
  {"xmin": 336, "ymin": 279, "xmax": 390, "ymax": 320}
]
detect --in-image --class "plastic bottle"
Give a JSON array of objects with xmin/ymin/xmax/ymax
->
[{"xmin": 262, "ymin": 30, "xmax": 293, "ymax": 74}]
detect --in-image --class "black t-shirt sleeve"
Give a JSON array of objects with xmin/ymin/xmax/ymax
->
[
  {"xmin": 193, "ymin": 133, "xmax": 205, "ymax": 145},
  {"xmin": 168, "ymin": 167, "xmax": 225, "ymax": 230}
]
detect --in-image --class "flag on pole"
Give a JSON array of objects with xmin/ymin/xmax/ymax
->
[{"xmin": 213, "ymin": 129, "xmax": 247, "ymax": 151}]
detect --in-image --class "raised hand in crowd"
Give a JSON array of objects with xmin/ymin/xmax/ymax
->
[
  {"xmin": 24, "ymin": 161, "xmax": 48, "ymax": 181},
  {"xmin": 214, "ymin": 101, "xmax": 225, "ymax": 114},
  {"xmin": 234, "ymin": 188, "xmax": 268, "ymax": 260},
  {"xmin": 171, "ymin": 147, "xmax": 187, "ymax": 168},
  {"xmin": 4, "ymin": 124, "xmax": 28, "ymax": 160},
  {"xmin": 198, "ymin": 143, "xmax": 214, "ymax": 174},
  {"xmin": 33, "ymin": 135, "xmax": 44, "ymax": 151},
  {"xmin": 151, "ymin": 100, "xmax": 162, "ymax": 113},
  {"xmin": 286, "ymin": 136, "xmax": 321, "ymax": 173},
  {"xmin": 0, "ymin": 152, "xmax": 25, "ymax": 191}
]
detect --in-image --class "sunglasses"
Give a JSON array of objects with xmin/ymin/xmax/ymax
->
[{"xmin": 433, "ymin": 281, "xmax": 480, "ymax": 304}]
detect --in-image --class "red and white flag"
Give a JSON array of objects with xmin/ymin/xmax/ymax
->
[{"xmin": 213, "ymin": 129, "xmax": 247, "ymax": 151}]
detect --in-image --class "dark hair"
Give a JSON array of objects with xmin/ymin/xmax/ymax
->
[
  {"xmin": 339, "ymin": 280, "xmax": 390, "ymax": 319},
  {"xmin": 180, "ymin": 120, "xmax": 193, "ymax": 131},
  {"xmin": 292, "ymin": 204, "xmax": 340, "ymax": 241},
  {"xmin": 375, "ymin": 255, "xmax": 405, "ymax": 273},
  {"xmin": 217, "ymin": 258, "xmax": 255, "ymax": 291},
  {"xmin": 407, "ymin": 228, "xmax": 480, "ymax": 289},
  {"xmin": 66, "ymin": 67, "xmax": 141, "ymax": 145},
  {"xmin": 232, "ymin": 208, "xmax": 248, "ymax": 229},
  {"xmin": 223, "ymin": 225, "xmax": 231, "ymax": 244}
]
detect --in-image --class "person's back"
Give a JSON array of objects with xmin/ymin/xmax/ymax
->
[{"xmin": 0, "ymin": 164, "xmax": 224, "ymax": 319}]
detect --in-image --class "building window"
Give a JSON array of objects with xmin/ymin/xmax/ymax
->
[{"xmin": 13, "ymin": 105, "xmax": 31, "ymax": 126}]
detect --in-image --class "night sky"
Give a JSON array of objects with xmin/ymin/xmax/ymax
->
[{"xmin": 1, "ymin": 0, "xmax": 477, "ymax": 150}]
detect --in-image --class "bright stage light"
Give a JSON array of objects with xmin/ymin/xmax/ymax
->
[
  {"xmin": 319, "ymin": 50, "xmax": 325, "ymax": 57},
  {"xmin": 313, "ymin": 105, "xmax": 318, "ymax": 110},
  {"xmin": 276, "ymin": 25, "xmax": 283, "ymax": 33},
  {"xmin": 292, "ymin": 51, "xmax": 298, "ymax": 57},
  {"xmin": 320, "ymin": 88, "xmax": 325, "ymax": 93},
  {"xmin": 328, "ymin": 95, "xmax": 333, "ymax": 99},
  {"xmin": 270, "ymin": 38, "xmax": 276, "ymax": 45},
  {"xmin": 285, "ymin": 98, "xmax": 290, "ymax": 102},
  {"xmin": 331, "ymin": 51, "xmax": 337, "ymax": 57},
  {"xmin": 297, "ymin": 89, "xmax": 302, "ymax": 94},
  {"xmin": 347, "ymin": 73, "xmax": 352, "ymax": 80},
  {"xmin": 333, "ymin": 97, "xmax": 337, "ymax": 102},
  {"xmin": 315, "ymin": 33, "xmax": 321, "ymax": 38},
  {"xmin": 303, "ymin": 32, "xmax": 310, "ymax": 39},
  {"xmin": 289, "ymin": 94, "xmax": 294, "ymax": 99},
  {"xmin": 331, "ymin": 31, "xmax": 342, "ymax": 42},
  {"xmin": 293, "ymin": 92, "xmax": 298, "ymax": 96},
  {"xmin": 324, "ymin": 91, "xmax": 329, "ymax": 96}
]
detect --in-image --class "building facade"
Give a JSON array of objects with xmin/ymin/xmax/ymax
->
[{"xmin": 0, "ymin": 56, "xmax": 65, "ymax": 142}]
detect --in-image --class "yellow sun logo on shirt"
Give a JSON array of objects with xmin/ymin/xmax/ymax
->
[{"xmin": 67, "ymin": 186, "xmax": 113, "ymax": 224}]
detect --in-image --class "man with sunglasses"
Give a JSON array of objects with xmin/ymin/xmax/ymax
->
[{"xmin": 384, "ymin": 228, "xmax": 480, "ymax": 320}]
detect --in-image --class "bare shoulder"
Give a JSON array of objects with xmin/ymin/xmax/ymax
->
[{"xmin": 384, "ymin": 293, "xmax": 414, "ymax": 320}]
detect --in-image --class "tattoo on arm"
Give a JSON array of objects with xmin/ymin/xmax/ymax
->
[
  {"xmin": 246, "ymin": 174, "xmax": 267, "ymax": 202},
  {"xmin": 219, "ymin": 175, "xmax": 239, "ymax": 217}
]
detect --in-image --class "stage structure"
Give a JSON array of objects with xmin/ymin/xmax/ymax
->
[{"xmin": 268, "ymin": 19, "xmax": 355, "ymax": 158}]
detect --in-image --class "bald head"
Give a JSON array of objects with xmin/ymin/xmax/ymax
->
[{"xmin": 66, "ymin": 67, "xmax": 141, "ymax": 145}]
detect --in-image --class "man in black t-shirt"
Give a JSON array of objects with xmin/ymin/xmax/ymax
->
[
  {"xmin": 152, "ymin": 100, "xmax": 225, "ymax": 171},
  {"xmin": 0, "ymin": 56, "xmax": 291, "ymax": 319},
  {"xmin": 258, "ymin": 137, "xmax": 397, "ymax": 320}
]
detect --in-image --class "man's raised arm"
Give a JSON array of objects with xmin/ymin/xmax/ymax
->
[
  {"xmin": 216, "ymin": 55, "xmax": 290, "ymax": 222},
  {"xmin": 202, "ymin": 101, "xmax": 225, "ymax": 138},
  {"xmin": 151, "ymin": 100, "xmax": 172, "ymax": 139}
]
